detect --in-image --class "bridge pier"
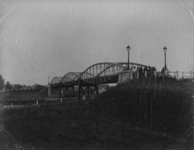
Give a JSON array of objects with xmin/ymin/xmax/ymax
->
[
  {"xmin": 78, "ymin": 84, "xmax": 99, "ymax": 100},
  {"xmin": 60, "ymin": 86, "xmax": 75, "ymax": 98}
]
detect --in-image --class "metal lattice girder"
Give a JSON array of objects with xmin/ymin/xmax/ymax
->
[
  {"xmin": 52, "ymin": 62, "xmax": 151, "ymax": 87},
  {"xmin": 61, "ymin": 86, "xmax": 75, "ymax": 98},
  {"xmin": 61, "ymin": 72, "xmax": 81, "ymax": 86},
  {"xmin": 51, "ymin": 76, "xmax": 62, "ymax": 87},
  {"xmin": 79, "ymin": 62, "xmax": 149, "ymax": 84},
  {"xmin": 78, "ymin": 85, "xmax": 98, "ymax": 100}
]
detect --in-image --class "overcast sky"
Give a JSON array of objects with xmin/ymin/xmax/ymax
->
[{"xmin": 1, "ymin": 0, "xmax": 194, "ymax": 85}]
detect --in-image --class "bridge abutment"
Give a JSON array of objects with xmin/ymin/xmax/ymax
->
[{"xmin": 118, "ymin": 70, "xmax": 133, "ymax": 83}]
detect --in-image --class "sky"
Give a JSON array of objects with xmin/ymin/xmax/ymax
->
[{"xmin": 1, "ymin": 0, "xmax": 194, "ymax": 85}]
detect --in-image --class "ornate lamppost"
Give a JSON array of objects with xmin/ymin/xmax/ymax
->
[
  {"xmin": 126, "ymin": 45, "xmax": 131, "ymax": 70},
  {"xmin": 163, "ymin": 46, "xmax": 167, "ymax": 70}
]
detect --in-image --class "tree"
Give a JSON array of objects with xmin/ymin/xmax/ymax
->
[
  {"xmin": 14, "ymin": 84, "xmax": 23, "ymax": 90},
  {"xmin": 0, "ymin": 75, "xmax": 5, "ymax": 90},
  {"xmin": 5, "ymin": 81, "xmax": 12, "ymax": 90}
]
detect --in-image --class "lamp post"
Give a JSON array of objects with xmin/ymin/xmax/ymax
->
[
  {"xmin": 126, "ymin": 45, "xmax": 131, "ymax": 70},
  {"xmin": 163, "ymin": 46, "xmax": 167, "ymax": 70}
]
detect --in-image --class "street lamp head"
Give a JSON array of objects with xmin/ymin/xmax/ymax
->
[
  {"xmin": 163, "ymin": 46, "xmax": 167, "ymax": 53},
  {"xmin": 126, "ymin": 45, "xmax": 131, "ymax": 52}
]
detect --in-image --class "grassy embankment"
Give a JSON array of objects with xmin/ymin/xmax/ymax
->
[{"xmin": 0, "ymin": 78, "xmax": 194, "ymax": 150}]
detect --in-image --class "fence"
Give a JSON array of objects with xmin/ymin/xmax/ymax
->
[
  {"xmin": 128, "ymin": 70, "xmax": 194, "ymax": 81},
  {"xmin": 166, "ymin": 71, "xmax": 194, "ymax": 79}
]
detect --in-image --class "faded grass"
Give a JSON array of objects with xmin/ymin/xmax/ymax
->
[{"xmin": 0, "ymin": 78, "xmax": 194, "ymax": 149}]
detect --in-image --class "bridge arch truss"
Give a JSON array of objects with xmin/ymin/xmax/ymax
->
[{"xmin": 50, "ymin": 62, "xmax": 151, "ymax": 99}]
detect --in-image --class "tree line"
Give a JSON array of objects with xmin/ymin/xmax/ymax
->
[
  {"xmin": 0, "ymin": 75, "xmax": 17, "ymax": 91},
  {"xmin": 0, "ymin": 75, "xmax": 44, "ymax": 91}
]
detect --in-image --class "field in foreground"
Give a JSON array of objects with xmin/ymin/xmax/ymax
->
[{"xmin": 0, "ymin": 79, "xmax": 194, "ymax": 150}]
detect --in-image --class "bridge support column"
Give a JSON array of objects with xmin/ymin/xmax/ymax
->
[
  {"xmin": 78, "ymin": 84, "xmax": 99, "ymax": 100},
  {"xmin": 59, "ymin": 83, "xmax": 62, "ymax": 98},
  {"xmin": 61, "ymin": 86, "xmax": 75, "ymax": 98}
]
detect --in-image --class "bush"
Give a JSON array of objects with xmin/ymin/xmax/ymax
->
[
  {"xmin": 88, "ymin": 80, "xmax": 194, "ymax": 139},
  {"xmin": 1, "ymin": 79, "xmax": 193, "ymax": 149}
]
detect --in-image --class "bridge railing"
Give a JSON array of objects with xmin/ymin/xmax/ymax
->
[
  {"xmin": 166, "ymin": 71, "xmax": 194, "ymax": 79},
  {"xmin": 123, "ymin": 70, "xmax": 194, "ymax": 81}
]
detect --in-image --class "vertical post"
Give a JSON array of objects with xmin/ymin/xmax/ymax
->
[
  {"xmin": 78, "ymin": 86, "xmax": 81, "ymax": 100},
  {"xmin": 145, "ymin": 70, "xmax": 147, "ymax": 78},
  {"xmin": 96, "ymin": 84, "xmax": 99, "ymax": 96},
  {"xmin": 87, "ymin": 86, "xmax": 90, "ymax": 100},
  {"xmin": 77, "ymin": 85, "xmax": 80, "ymax": 100},
  {"xmin": 128, "ymin": 50, "xmax": 129, "ymax": 69},
  {"xmin": 59, "ymin": 83, "xmax": 62, "ymax": 99},
  {"xmin": 128, "ymin": 71, "xmax": 130, "ymax": 88},
  {"xmin": 137, "ymin": 71, "xmax": 139, "ymax": 79},
  {"xmin": 36, "ymin": 100, "xmax": 38, "ymax": 105},
  {"xmin": 163, "ymin": 46, "xmax": 167, "ymax": 70},
  {"xmin": 78, "ymin": 79, "xmax": 81, "ymax": 100},
  {"xmin": 126, "ymin": 45, "xmax": 131, "ymax": 70},
  {"xmin": 164, "ymin": 52, "xmax": 167, "ymax": 70}
]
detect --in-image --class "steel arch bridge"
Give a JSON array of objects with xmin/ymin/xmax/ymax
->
[{"xmin": 50, "ymin": 62, "xmax": 151, "ymax": 99}]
